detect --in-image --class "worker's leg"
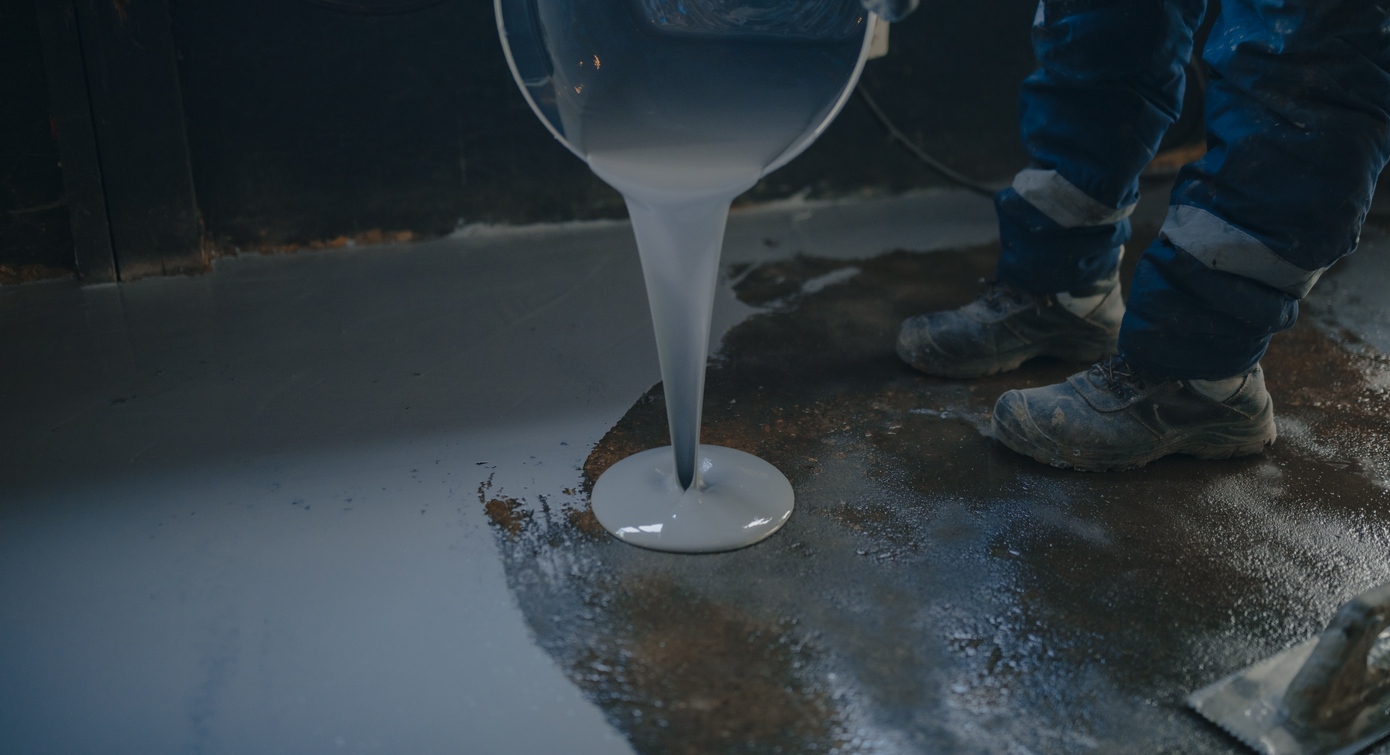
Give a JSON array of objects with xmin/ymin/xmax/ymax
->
[
  {"xmin": 898, "ymin": 0, "xmax": 1208, "ymax": 379},
  {"xmin": 1120, "ymin": 0, "xmax": 1390, "ymax": 378},
  {"xmin": 996, "ymin": 0, "xmax": 1208, "ymax": 294},
  {"xmin": 993, "ymin": 0, "xmax": 1390, "ymax": 471}
]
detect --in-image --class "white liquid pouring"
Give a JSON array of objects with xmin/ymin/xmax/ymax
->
[
  {"xmin": 497, "ymin": 0, "xmax": 875, "ymax": 551},
  {"xmin": 589, "ymin": 149, "xmax": 761, "ymax": 490}
]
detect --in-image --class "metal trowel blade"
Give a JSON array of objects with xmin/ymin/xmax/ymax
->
[{"xmin": 1187, "ymin": 638, "xmax": 1390, "ymax": 755}]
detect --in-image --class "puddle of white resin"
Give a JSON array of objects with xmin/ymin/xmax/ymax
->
[
  {"xmin": 496, "ymin": 0, "xmax": 875, "ymax": 551},
  {"xmin": 590, "ymin": 445, "xmax": 795, "ymax": 552}
]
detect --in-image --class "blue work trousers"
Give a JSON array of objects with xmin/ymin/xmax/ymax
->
[{"xmin": 995, "ymin": 0, "xmax": 1390, "ymax": 379}]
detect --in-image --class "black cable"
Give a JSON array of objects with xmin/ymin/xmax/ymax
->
[{"xmin": 855, "ymin": 84, "xmax": 997, "ymax": 199}]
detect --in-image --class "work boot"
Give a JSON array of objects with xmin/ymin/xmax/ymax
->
[
  {"xmin": 897, "ymin": 262, "xmax": 1124, "ymax": 379},
  {"xmin": 990, "ymin": 356, "xmax": 1277, "ymax": 472}
]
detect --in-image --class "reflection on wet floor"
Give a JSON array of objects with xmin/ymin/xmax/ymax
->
[{"xmin": 482, "ymin": 239, "xmax": 1390, "ymax": 754}]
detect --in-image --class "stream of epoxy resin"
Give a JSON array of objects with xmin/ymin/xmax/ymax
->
[
  {"xmin": 580, "ymin": 43, "xmax": 866, "ymax": 488},
  {"xmin": 614, "ymin": 183, "xmax": 733, "ymax": 489},
  {"xmin": 577, "ymin": 134, "xmax": 793, "ymax": 553},
  {"xmin": 584, "ymin": 156, "xmax": 801, "ymax": 551},
  {"xmin": 526, "ymin": 1, "xmax": 871, "ymax": 546}
]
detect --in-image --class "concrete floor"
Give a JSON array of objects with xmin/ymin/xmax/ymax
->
[{"xmin": 3, "ymin": 186, "xmax": 1389, "ymax": 754}]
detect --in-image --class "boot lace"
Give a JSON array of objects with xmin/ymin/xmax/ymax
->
[
  {"xmin": 1092, "ymin": 355, "xmax": 1149, "ymax": 399},
  {"xmin": 978, "ymin": 279, "xmax": 1034, "ymax": 313}
]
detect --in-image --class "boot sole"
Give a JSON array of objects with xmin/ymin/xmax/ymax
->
[
  {"xmin": 990, "ymin": 402, "xmax": 1278, "ymax": 472},
  {"xmin": 898, "ymin": 334, "xmax": 1118, "ymax": 380}
]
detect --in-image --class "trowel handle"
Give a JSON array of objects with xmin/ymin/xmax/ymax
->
[{"xmin": 1284, "ymin": 581, "xmax": 1390, "ymax": 729}]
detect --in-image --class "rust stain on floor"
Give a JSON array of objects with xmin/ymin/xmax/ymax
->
[
  {"xmin": 570, "ymin": 576, "xmax": 836, "ymax": 755},
  {"xmin": 483, "ymin": 240, "xmax": 1390, "ymax": 754},
  {"xmin": 0, "ymin": 263, "xmax": 74, "ymax": 286},
  {"xmin": 478, "ymin": 475, "xmax": 532, "ymax": 537},
  {"xmin": 207, "ymin": 228, "xmax": 418, "ymax": 260}
]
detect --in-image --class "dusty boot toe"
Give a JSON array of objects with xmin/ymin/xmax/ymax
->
[
  {"xmin": 990, "ymin": 357, "xmax": 1277, "ymax": 472},
  {"xmin": 992, "ymin": 390, "xmax": 1056, "ymax": 464}
]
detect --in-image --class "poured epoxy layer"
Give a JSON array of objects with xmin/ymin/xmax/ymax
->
[
  {"xmin": 591, "ymin": 444, "xmax": 794, "ymax": 552},
  {"xmin": 0, "ymin": 187, "xmax": 1002, "ymax": 755}
]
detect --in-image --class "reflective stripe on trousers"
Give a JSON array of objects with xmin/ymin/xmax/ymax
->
[{"xmin": 994, "ymin": 0, "xmax": 1207, "ymax": 296}]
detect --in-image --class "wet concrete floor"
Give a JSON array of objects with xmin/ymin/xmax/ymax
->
[
  {"xmin": 481, "ymin": 221, "xmax": 1390, "ymax": 753},
  {"xmin": 5, "ymin": 185, "xmax": 1388, "ymax": 754}
]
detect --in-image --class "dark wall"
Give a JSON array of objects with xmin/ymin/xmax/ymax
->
[
  {"xmin": 1, "ymin": 0, "xmax": 74, "ymax": 279},
  {"xmin": 171, "ymin": 0, "xmax": 608, "ymax": 248},
  {"xmin": 9, "ymin": 0, "xmax": 1058, "ymax": 273},
  {"xmin": 171, "ymin": 0, "xmax": 1041, "ymax": 251}
]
